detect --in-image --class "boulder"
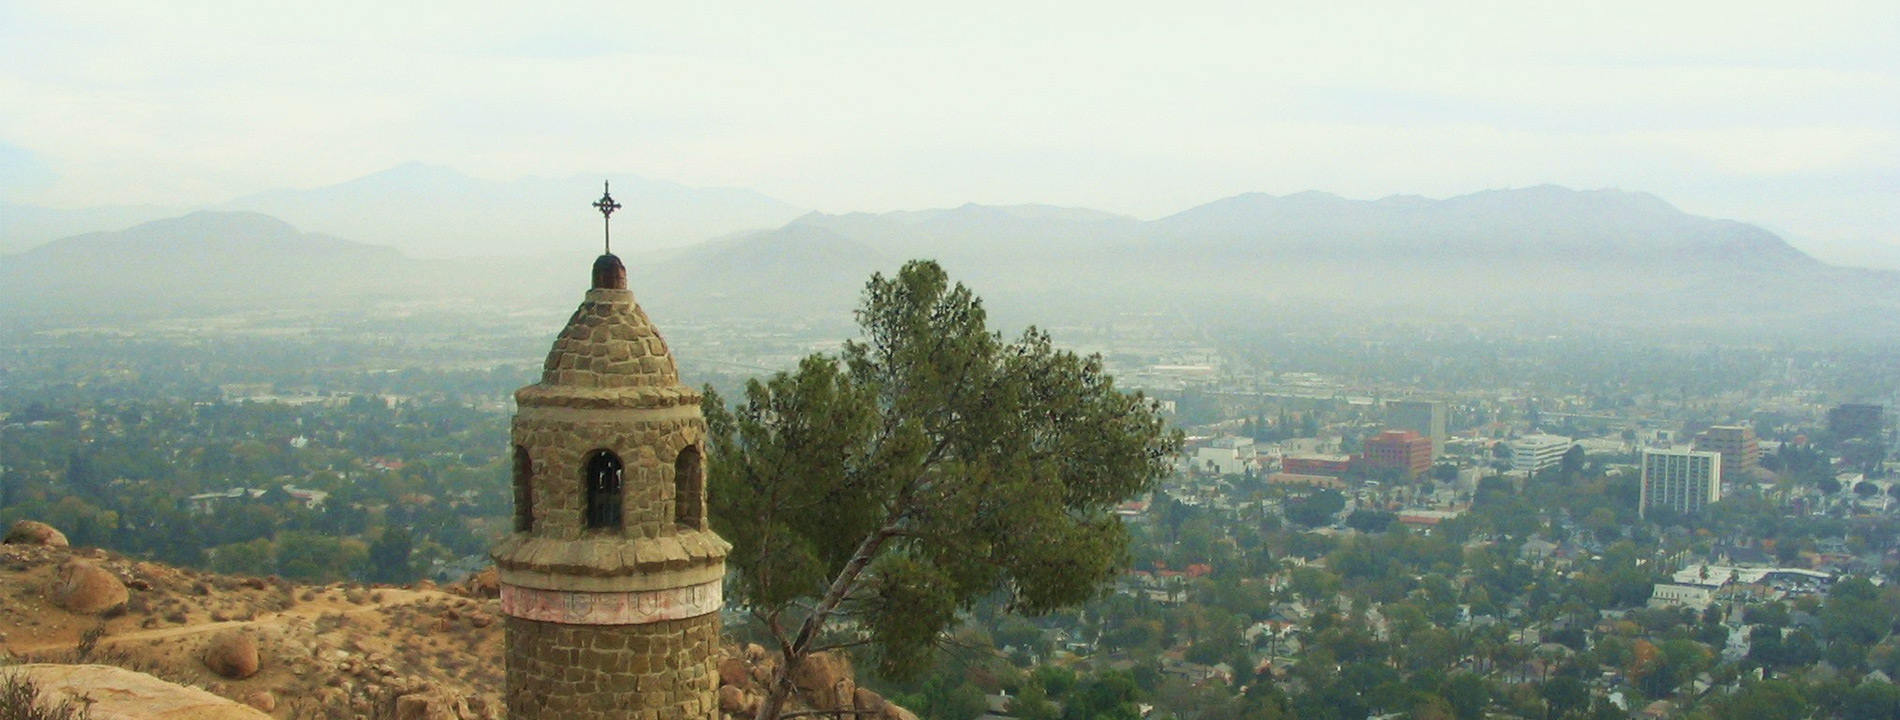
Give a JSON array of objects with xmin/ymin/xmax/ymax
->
[
  {"xmin": 790, "ymin": 652, "xmax": 854, "ymax": 710},
  {"xmin": 394, "ymin": 691, "xmax": 465, "ymax": 720},
  {"xmin": 466, "ymin": 694, "xmax": 500, "ymax": 720},
  {"xmin": 51, "ymin": 559, "xmax": 128, "ymax": 614},
  {"xmin": 465, "ymin": 567, "xmax": 500, "ymax": 598},
  {"xmin": 855, "ymin": 688, "xmax": 888, "ymax": 713},
  {"xmin": 750, "ymin": 658, "xmax": 777, "ymax": 686},
  {"xmin": 4, "ymin": 520, "xmax": 68, "ymax": 547},
  {"xmin": 718, "ymin": 685, "xmax": 749, "ymax": 714},
  {"xmin": 395, "ymin": 694, "xmax": 432, "ymax": 720},
  {"xmin": 718, "ymin": 656, "xmax": 751, "ymax": 688},
  {"xmin": 243, "ymin": 691, "xmax": 276, "ymax": 712},
  {"xmin": 880, "ymin": 704, "xmax": 921, "ymax": 720},
  {"xmin": 202, "ymin": 631, "xmax": 261, "ymax": 680},
  {"xmin": 5, "ymin": 663, "xmax": 271, "ymax": 719}
]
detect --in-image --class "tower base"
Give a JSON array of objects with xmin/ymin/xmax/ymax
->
[{"xmin": 505, "ymin": 613, "xmax": 720, "ymax": 720}]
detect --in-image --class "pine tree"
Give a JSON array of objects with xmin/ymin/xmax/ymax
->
[{"xmin": 704, "ymin": 261, "xmax": 1180, "ymax": 720}]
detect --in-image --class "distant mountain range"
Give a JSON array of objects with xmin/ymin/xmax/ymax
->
[
  {"xmin": 214, "ymin": 163, "xmax": 806, "ymax": 258},
  {"xmin": 0, "ymin": 212, "xmax": 426, "ymax": 314},
  {"xmin": 0, "ymin": 201, "xmax": 179, "ymax": 254},
  {"xmin": 0, "ymin": 164, "xmax": 807, "ymax": 256},
  {"xmin": 637, "ymin": 186, "xmax": 1895, "ymax": 334},
  {"xmin": 4, "ymin": 185, "xmax": 1897, "ymax": 340}
]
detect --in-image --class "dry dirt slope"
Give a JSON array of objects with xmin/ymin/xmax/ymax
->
[
  {"xmin": 1, "ymin": 536, "xmax": 506, "ymax": 718},
  {"xmin": 0, "ymin": 527, "xmax": 918, "ymax": 720}
]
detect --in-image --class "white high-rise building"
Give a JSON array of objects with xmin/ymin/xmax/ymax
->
[
  {"xmin": 1641, "ymin": 448, "xmax": 1722, "ymax": 518},
  {"xmin": 1509, "ymin": 434, "xmax": 1574, "ymax": 474}
]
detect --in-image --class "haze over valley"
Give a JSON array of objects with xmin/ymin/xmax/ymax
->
[{"xmin": 4, "ymin": 167, "xmax": 1896, "ymax": 342}]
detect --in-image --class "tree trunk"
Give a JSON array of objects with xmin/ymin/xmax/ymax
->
[
  {"xmin": 754, "ymin": 655, "xmax": 798, "ymax": 720},
  {"xmin": 753, "ymin": 526, "xmax": 897, "ymax": 720}
]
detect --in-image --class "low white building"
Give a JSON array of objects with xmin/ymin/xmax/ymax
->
[
  {"xmin": 1669, "ymin": 565, "xmax": 1832, "ymax": 587},
  {"xmin": 186, "ymin": 488, "xmax": 264, "ymax": 514},
  {"xmin": 1652, "ymin": 565, "xmax": 1835, "ymax": 611},
  {"xmin": 1649, "ymin": 583, "xmax": 1717, "ymax": 610},
  {"xmin": 1510, "ymin": 434, "xmax": 1575, "ymax": 474},
  {"xmin": 1195, "ymin": 436, "xmax": 1257, "ymax": 476},
  {"xmin": 282, "ymin": 484, "xmax": 329, "ymax": 510}
]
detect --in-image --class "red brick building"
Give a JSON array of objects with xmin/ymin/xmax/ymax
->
[
  {"xmin": 1282, "ymin": 454, "xmax": 1353, "ymax": 477},
  {"xmin": 1363, "ymin": 429, "xmax": 1433, "ymax": 478}
]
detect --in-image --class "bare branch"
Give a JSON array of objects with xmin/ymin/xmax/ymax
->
[{"xmin": 806, "ymin": 637, "xmax": 878, "ymax": 653}]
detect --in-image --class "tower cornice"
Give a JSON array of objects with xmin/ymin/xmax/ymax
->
[{"xmin": 492, "ymin": 530, "xmax": 730, "ymax": 592}]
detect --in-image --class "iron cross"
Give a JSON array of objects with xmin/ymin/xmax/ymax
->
[{"xmin": 592, "ymin": 181, "xmax": 623, "ymax": 254}]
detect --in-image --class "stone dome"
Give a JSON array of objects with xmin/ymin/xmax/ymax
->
[
  {"xmin": 537, "ymin": 289, "xmax": 680, "ymax": 389},
  {"xmin": 515, "ymin": 255, "xmax": 699, "ymax": 411}
]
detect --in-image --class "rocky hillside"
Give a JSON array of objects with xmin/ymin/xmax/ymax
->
[
  {"xmin": 1, "ymin": 519, "xmax": 504, "ymax": 719},
  {"xmin": 0, "ymin": 520, "xmax": 912, "ymax": 720}
]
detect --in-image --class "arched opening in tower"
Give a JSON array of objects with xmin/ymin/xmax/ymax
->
[
  {"xmin": 583, "ymin": 450, "xmax": 625, "ymax": 531},
  {"xmin": 674, "ymin": 445, "xmax": 704, "ymax": 530},
  {"xmin": 513, "ymin": 446, "xmax": 534, "ymax": 533}
]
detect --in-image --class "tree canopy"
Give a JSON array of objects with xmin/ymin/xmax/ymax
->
[{"xmin": 703, "ymin": 260, "xmax": 1179, "ymax": 718}]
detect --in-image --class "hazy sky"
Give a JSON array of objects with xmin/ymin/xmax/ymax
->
[{"xmin": 1, "ymin": 2, "xmax": 1894, "ymax": 247}]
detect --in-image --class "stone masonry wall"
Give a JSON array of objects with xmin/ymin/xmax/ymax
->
[
  {"xmin": 506, "ymin": 612, "xmax": 720, "ymax": 720},
  {"xmin": 512, "ymin": 413, "xmax": 705, "ymax": 540}
]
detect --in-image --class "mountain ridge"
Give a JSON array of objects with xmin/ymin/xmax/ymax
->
[
  {"xmin": 0, "ymin": 163, "xmax": 810, "ymax": 258},
  {"xmin": 0, "ymin": 210, "xmax": 428, "ymax": 315},
  {"xmin": 671, "ymin": 186, "xmax": 1892, "ymax": 336},
  {"xmin": 214, "ymin": 165, "xmax": 806, "ymax": 258},
  {"xmin": 4, "ymin": 185, "xmax": 1895, "ymax": 339},
  {"xmin": 18, "ymin": 211, "xmax": 398, "ymax": 257}
]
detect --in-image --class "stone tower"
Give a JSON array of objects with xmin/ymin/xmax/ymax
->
[{"xmin": 493, "ymin": 253, "xmax": 729, "ymax": 720}]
